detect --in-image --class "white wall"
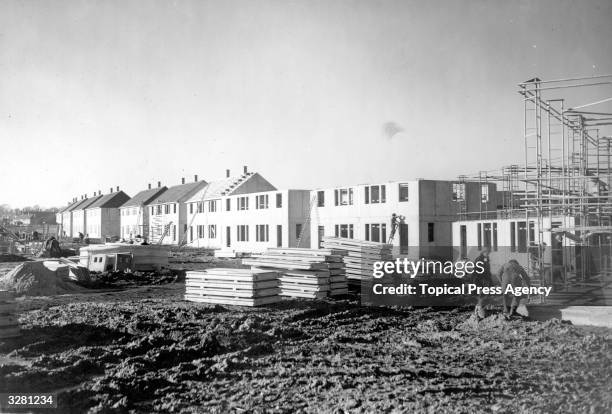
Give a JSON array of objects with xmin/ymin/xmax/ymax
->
[{"xmin": 185, "ymin": 189, "xmax": 310, "ymax": 252}]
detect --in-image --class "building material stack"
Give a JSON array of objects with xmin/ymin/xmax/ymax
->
[
  {"xmin": 321, "ymin": 237, "xmax": 393, "ymax": 287},
  {"xmin": 184, "ymin": 268, "xmax": 280, "ymax": 306},
  {"xmin": 0, "ymin": 290, "xmax": 20, "ymax": 339},
  {"xmin": 243, "ymin": 247, "xmax": 347, "ymax": 298}
]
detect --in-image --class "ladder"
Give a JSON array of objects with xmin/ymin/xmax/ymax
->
[
  {"xmin": 158, "ymin": 221, "xmax": 173, "ymax": 245},
  {"xmin": 296, "ymin": 195, "xmax": 318, "ymax": 248}
]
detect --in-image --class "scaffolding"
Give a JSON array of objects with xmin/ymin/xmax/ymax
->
[{"xmin": 458, "ymin": 75, "xmax": 612, "ymax": 288}]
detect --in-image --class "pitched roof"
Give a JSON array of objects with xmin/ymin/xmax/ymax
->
[
  {"xmin": 186, "ymin": 172, "xmax": 276, "ymax": 203},
  {"xmin": 66, "ymin": 197, "xmax": 99, "ymax": 212},
  {"xmin": 121, "ymin": 187, "xmax": 168, "ymax": 208},
  {"xmin": 86, "ymin": 191, "xmax": 131, "ymax": 209},
  {"xmin": 150, "ymin": 181, "xmax": 208, "ymax": 204}
]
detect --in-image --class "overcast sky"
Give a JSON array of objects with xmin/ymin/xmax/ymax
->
[{"xmin": 1, "ymin": 0, "xmax": 611, "ymax": 207}]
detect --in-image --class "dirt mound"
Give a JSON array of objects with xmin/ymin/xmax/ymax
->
[{"xmin": 0, "ymin": 261, "xmax": 87, "ymax": 296}]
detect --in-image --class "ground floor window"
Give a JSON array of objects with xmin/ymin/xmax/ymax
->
[
  {"xmin": 208, "ymin": 225, "xmax": 217, "ymax": 239},
  {"xmin": 256, "ymin": 224, "xmax": 269, "ymax": 242},
  {"xmin": 365, "ymin": 223, "xmax": 387, "ymax": 243},
  {"xmin": 334, "ymin": 224, "xmax": 354, "ymax": 239},
  {"xmin": 237, "ymin": 225, "xmax": 249, "ymax": 242}
]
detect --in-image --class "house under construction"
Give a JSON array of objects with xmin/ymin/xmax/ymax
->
[{"xmin": 452, "ymin": 75, "xmax": 612, "ymax": 290}]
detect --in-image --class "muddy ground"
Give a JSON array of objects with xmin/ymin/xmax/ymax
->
[{"xmin": 0, "ymin": 262, "xmax": 611, "ymax": 413}]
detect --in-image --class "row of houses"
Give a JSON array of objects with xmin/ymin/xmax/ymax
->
[{"xmin": 56, "ymin": 167, "xmax": 502, "ymax": 258}]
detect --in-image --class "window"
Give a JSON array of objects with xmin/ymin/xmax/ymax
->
[
  {"xmin": 164, "ymin": 204, "xmax": 170, "ymax": 214},
  {"xmin": 173, "ymin": 203, "xmax": 177, "ymax": 214},
  {"xmin": 197, "ymin": 202, "xmax": 203, "ymax": 213},
  {"xmin": 510, "ymin": 222, "xmax": 516, "ymax": 252},
  {"xmin": 428, "ymin": 223, "xmax": 435, "ymax": 242},
  {"xmin": 256, "ymin": 224, "xmax": 269, "ymax": 242},
  {"xmin": 237, "ymin": 225, "xmax": 249, "ymax": 241},
  {"xmin": 189, "ymin": 226, "xmax": 193, "ymax": 242},
  {"xmin": 365, "ymin": 185, "xmax": 386, "ymax": 204},
  {"xmin": 481, "ymin": 185, "xmax": 489, "ymax": 203},
  {"xmin": 238, "ymin": 197, "xmax": 249, "ymax": 211},
  {"xmin": 452, "ymin": 183, "xmax": 465, "ymax": 201},
  {"xmin": 276, "ymin": 193, "xmax": 282, "ymax": 208},
  {"xmin": 399, "ymin": 183, "xmax": 409, "ymax": 202},
  {"xmin": 172, "ymin": 225, "xmax": 176, "ymax": 241},
  {"xmin": 256, "ymin": 195, "xmax": 269, "ymax": 209},
  {"xmin": 156, "ymin": 205, "xmax": 162, "ymax": 215},
  {"xmin": 518, "ymin": 221, "xmax": 527, "ymax": 253},
  {"xmin": 317, "ymin": 191, "xmax": 325, "ymax": 207},
  {"xmin": 208, "ymin": 225, "xmax": 217, "ymax": 239},
  {"xmin": 483, "ymin": 223, "xmax": 491, "ymax": 249},
  {"xmin": 296, "ymin": 224, "xmax": 303, "ymax": 239},
  {"xmin": 197, "ymin": 225, "xmax": 204, "ymax": 238},
  {"xmin": 189, "ymin": 203, "xmax": 194, "ymax": 214},
  {"xmin": 365, "ymin": 223, "xmax": 387, "ymax": 243},
  {"xmin": 334, "ymin": 224, "xmax": 354, "ymax": 239},
  {"xmin": 226, "ymin": 199, "xmax": 231, "ymax": 211},
  {"xmin": 334, "ymin": 188, "xmax": 353, "ymax": 206},
  {"xmin": 208, "ymin": 200, "xmax": 217, "ymax": 212},
  {"xmin": 477, "ymin": 223, "xmax": 482, "ymax": 250},
  {"xmin": 493, "ymin": 223, "xmax": 498, "ymax": 251}
]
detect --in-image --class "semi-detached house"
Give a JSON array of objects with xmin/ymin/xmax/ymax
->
[{"xmin": 184, "ymin": 170, "xmax": 311, "ymax": 253}]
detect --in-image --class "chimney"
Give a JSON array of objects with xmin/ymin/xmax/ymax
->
[
  {"xmin": 99, "ymin": 190, "xmax": 101, "ymax": 196},
  {"xmin": 243, "ymin": 165, "xmax": 248, "ymax": 174},
  {"xmin": 194, "ymin": 174, "xmax": 198, "ymax": 182},
  {"xmin": 158, "ymin": 181, "xmax": 161, "ymax": 188},
  {"xmin": 93, "ymin": 191, "xmax": 96, "ymax": 196},
  {"xmin": 181, "ymin": 177, "xmax": 185, "ymax": 184},
  {"xmin": 116, "ymin": 186, "xmax": 119, "ymax": 192},
  {"xmin": 226, "ymin": 169, "xmax": 230, "ymax": 178},
  {"xmin": 110, "ymin": 187, "xmax": 113, "ymax": 193},
  {"xmin": 148, "ymin": 183, "xmax": 151, "ymax": 190}
]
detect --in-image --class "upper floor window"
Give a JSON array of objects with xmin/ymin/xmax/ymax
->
[
  {"xmin": 481, "ymin": 185, "xmax": 489, "ymax": 203},
  {"xmin": 164, "ymin": 204, "xmax": 170, "ymax": 214},
  {"xmin": 208, "ymin": 200, "xmax": 217, "ymax": 212},
  {"xmin": 276, "ymin": 193, "xmax": 282, "ymax": 208},
  {"xmin": 317, "ymin": 191, "xmax": 325, "ymax": 207},
  {"xmin": 238, "ymin": 197, "xmax": 249, "ymax": 211},
  {"xmin": 226, "ymin": 198, "xmax": 231, "ymax": 211},
  {"xmin": 398, "ymin": 183, "xmax": 409, "ymax": 202},
  {"xmin": 256, "ymin": 195, "xmax": 269, "ymax": 209},
  {"xmin": 334, "ymin": 188, "xmax": 353, "ymax": 206},
  {"xmin": 452, "ymin": 183, "xmax": 465, "ymax": 201},
  {"xmin": 365, "ymin": 185, "xmax": 386, "ymax": 204}
]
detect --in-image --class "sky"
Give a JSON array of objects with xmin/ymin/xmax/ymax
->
[{"xmin": 1, "ymin": 0, "xmax": 611, "ymax": 208}]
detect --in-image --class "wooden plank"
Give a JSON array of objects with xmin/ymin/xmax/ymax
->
[
  {"xmin": 185, "ymin": 287, "xmax": 279, "ymax": 298},
  {"xmin": 281, "ymin": 291, "xmax": 328, "ymax": 299},
  {"xmin": 185, "ymin": 280, "xmax": 278, "ymax": 290},
  {"xmin": 185, "ymin": 295, "xmax": 281, "ymax": 307}
]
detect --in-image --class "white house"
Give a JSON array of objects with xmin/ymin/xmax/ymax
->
[
  {"xmin": 147, "ymin": 176, "xmax": 208, "ymax": 245},
  {"xmin": 84, "ymin": 189, "xmax": 131, "ymax": 240},
  {"xmin": 184, "ymin": 170, "xmax": 311, "ymax": 253},
  {"xmin": 309, "ymin": 179, "xmax": 499, "ymax": 259},
  {"xmin": 119, "ymin": 183, "xmax": 168, "ymax": 241}
]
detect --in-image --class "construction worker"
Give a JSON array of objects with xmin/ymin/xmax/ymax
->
[
  {"xmin": 498, "ymin": 259, "xmax": 530, "ymax": 318},
  {"xmin": 473, "ymin": 247, "xmax": 492, "ymax": 319},
  {"xmin": 44, "ymin": 236, "xmax": 62, "ymax": 258}
]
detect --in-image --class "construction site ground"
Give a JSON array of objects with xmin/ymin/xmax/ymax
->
[{"xmin": 0, "ymin": 257, "xmax": 611, "ymax": 413}]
